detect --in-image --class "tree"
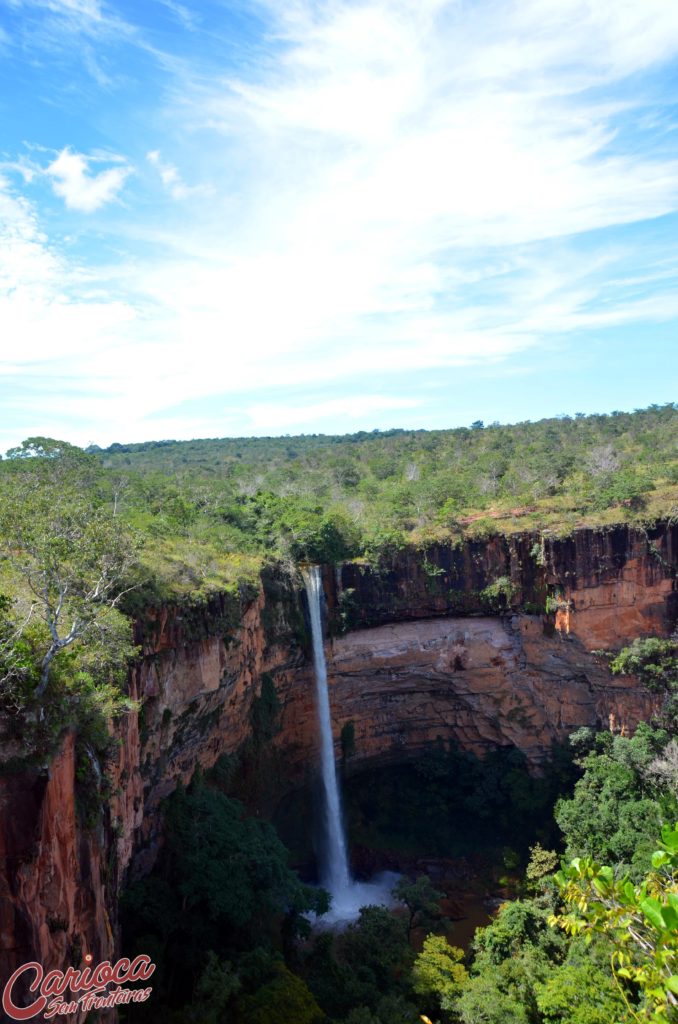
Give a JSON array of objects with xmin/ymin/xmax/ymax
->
[
  {"xmin": 551, "ymin": 822, "xmax": 678, "ymax": 1024},
  {"xmin": 611, "ymin": 637, "xmax": 678, "ymax": 732},
  {"xmin": 334, "ymin": 905, "xmax": 414, "ymax": 1012},
  {"xmin": 345, "ymin": 995, "xmax": 421, "ymax": 1024},
  {"xmin": 0, "ymin": 592, "xmax": 39, "ymax": 701},
  {"xmin": 0, "ymin": 440, "xmax": 139, "ymax": 696},
  {"xmin": 163, "ymin": 780, "xmax": 328, "ymax": 935},
  {"xmin": 394, "ymin": 875, "xmax": 444, "ymax": 939},
  {"xmin": 412, "ymin": 934, "xmax": 467, "ymax": 1013},
  {"xmin": 121, "ymin": 780, "xmax": 328, "ymax": 1012},
  {"xmin": 646, "ymin": 741, "xmax": 678, "ymax": 794},
  {"xmin": 190, "ymin": 952, "xmax": 241, "ymax": 1024},
  {"xmin": 526, "ymin": 844, "xmax": 560, "ymax": 889},
  {"xmin": 534, "ymin": 958, "xmax": 626, "ymax": 1024},
  {"xmin": 236, "ymin": 962, "xmax": 323, "ymax": 1024},
  {"xmin": 455, "ymin": 895, "xmax": 623, "ymax": 1024},
  {"xmin": 554, "ymin": 725, "xmax": 676, "ymax": 879},
  {"xmin": 457, "ymin": 968, "xmax": 532, "ymax": 1024},
  {"xmin": 5, "ymin": 436, "xmax": 84, "ymax": 460}
]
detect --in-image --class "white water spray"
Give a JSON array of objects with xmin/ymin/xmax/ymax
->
[
  {"xmin": 303, "ymin": 565, "xmax": 399, "ymax": 924},
  {"xmin": 305, "ymin": 565, "xmax": 352, "ymax": 894}
]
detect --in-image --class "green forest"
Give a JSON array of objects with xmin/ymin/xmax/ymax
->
[
  {"xmin": 95, "ymin": 403, "xmax": 678, "ymax": 587},
  {"xmin": 0, "ymin": 407, "xmax": 677, "ymax": 1023},
  {"xmin": 3, "ymin": 403, "xmax": 677, "ymax": 609},
  {"xmin": 118, "ymin": 707, "xmax": 678, "ymax": 1024}
]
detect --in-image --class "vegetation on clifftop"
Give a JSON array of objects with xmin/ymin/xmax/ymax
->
[
  {"xmin": 2, "ymin": 404, "xmax": 678, "ymax": 618},
  {"xmin": 93, "ymin": 402, "xmax": 678, "ymax": 559}
]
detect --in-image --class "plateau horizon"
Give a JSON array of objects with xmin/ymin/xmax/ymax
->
[{"xmin": 4, "ymin": 400, "xmax": 678, "ymax": 458}]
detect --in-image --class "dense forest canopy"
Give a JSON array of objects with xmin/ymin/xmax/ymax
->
[
  {"xmin": 9, "ymin": 403, "xmax": 675, "ymax": 599},
  {"xmin": 0, "ymin": 404, "xmax": 675, "ymax": 641},
  {"xmin": 94, "ymin": 405, "xmax": 678, "ymax": 533}
]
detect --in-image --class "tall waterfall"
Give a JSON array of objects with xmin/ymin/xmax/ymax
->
[
  {"xmin": 303, "ymin": 566, "xmax": 400, "ymax": 924},
  {"xmin": 304, "ymin": 565, "xmax": 352, "ymax": 897}
]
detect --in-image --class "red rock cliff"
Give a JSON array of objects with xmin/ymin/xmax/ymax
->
[{"xmin": 0, "ymin": 523, "xmax": 675, "ymax": 1019}]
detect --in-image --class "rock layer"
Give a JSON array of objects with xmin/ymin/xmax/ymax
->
[
  {"xmin": 321, "ymin": 616, "xmax": 651, "ymax": 767},
  {"xmin": 0, "ymin": 523, "xmax": 676, "ymax": 1018}
]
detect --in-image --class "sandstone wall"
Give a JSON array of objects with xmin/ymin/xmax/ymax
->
[{"xmin": 0, "ymin": 523, "xmax": 675, "ymax": 1018}]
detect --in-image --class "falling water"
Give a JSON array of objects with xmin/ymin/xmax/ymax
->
[
  {"xmin": 304, "ymin": 565, "xmax": 352, "ymax": 895},
  {"xmin": 303, "ymin": 566, "xmax": 399, "ymax": 924}
]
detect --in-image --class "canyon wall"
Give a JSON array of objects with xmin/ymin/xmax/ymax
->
[{"xmin": 0, "ymin": 522, "xmax": 676, "ymax": 1018}]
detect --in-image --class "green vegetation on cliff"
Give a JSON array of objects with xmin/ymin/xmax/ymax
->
[
  {"xmin": 121, "ymin": 636, "xmax": 678, "ymax": 1022},
  {"xmin": 0, "ymin": 440, "xmax": 139, "ymax": 771},
  {"xmin": 94, "ymin": 402, "xmax": 678, "ymax": 560},
  {"xmin": 119, "ymin": 703, "xmax": 678, "ymax": 1024},
  {"xmin": 2, "ymin": 404, "xmax": 678, "ymax": 617}
]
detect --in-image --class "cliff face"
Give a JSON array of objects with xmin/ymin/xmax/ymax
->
[
  {"xmin": 333, "ymin": 523, "xmax": 678, "ymax": 645},
  {"xmin": 0, "ymin": 735, "xmax": 114, "ymax": 1018},
  {"xmin": 279, "ymin": 523, "xmax": 676, "ymax": 774},
  {"xmin": 0, "ymin": 523, "xmax": 676, "ymax": 1016},
  {"xmin": 301, "ymin": 615, "xmax": 649, "ymax": 769}
]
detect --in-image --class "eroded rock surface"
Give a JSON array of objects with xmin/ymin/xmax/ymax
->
[{"xmin": 0, "ymin": 522, "xmax": 675, "ymax": 1015}]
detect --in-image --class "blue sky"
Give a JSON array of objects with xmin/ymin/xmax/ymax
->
[{"xmin": 1, "ymin": 0, "xmax": 678, "ymax": 450}]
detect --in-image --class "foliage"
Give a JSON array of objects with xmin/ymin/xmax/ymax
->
[
  {"xmin": 161, "ymin": 778, "xmax": 327, "ymax": 933},
  {"xmin": 393, "ymin": 875, "xmax": 444, "ymax": 938},
  {"xmin": 301, "ymin": 906, "xmax": 417, "ymax": 1019},
  {"xmin": 0, "ymin": 594, "xmax": 41, "ymax": 705},
  {"xmin": 235, "ymin": 961, "xmax": 323, "ymax": 1024},
  {"xmin": 4, "ymin": 406, "xmax": 678, "ymax": 624},
  {"xmin": 533, "ymin": 955, "xmax": 628, "ymax": 1024},
  {"xmin": 555, "ymin": 724, "xmax": 678, "ymax": 878},
  {"xmin": 611, "ymin": 637, "xmax": 678, "ymax": 731},
  {"xmin": 120, "ymin": 777, "xmax": 328, "ymax": 1017},
  {"xmin": 340, "ymin": 905, "xmax": 415, "ymax": 997},
  {"xmin": 551, "ymin": 822, "xmax": 678, "ymax": 1024},
  {"xmin": 343, "ymin": 993, "xmax": 422, "ymax": 1023},
  {"xmin": 0, "ymin": 440, "xmax": 139, "ymax": 702},
  {"xmin": 343, "ymin": 740, "xmax": 576, "ymax": 858},
  {"xmin": 480, "ymin": 575, "xmax": 516, "ymax": 609},
  {"xmin": 456, "ymin": 897, "xmax": 624, "ymax": 1024},
  {"xmin": 525, "ymin": 844, "xmax": 560, "ymax": 888},
  {"xmin": 412, "ymin": 934, "xmax": 468, "ymax": 1011},
  {"xmin": 94, "ymin": 404, "xmax": 678, "ymax": 558},
  {"xmin": 471, "ymin": 898, "xmax": 565, "ymax": 970},
  {"xmin": 341, "ymin": 719, "xmax": 356, "ymax": 759},
  {"xmin": 456, "ymin": 967, "xmax": 533, "ymax": 1024},
  {"xmin": 189, "ymin": 952, "xmax": 241, "ymax": 1024}
]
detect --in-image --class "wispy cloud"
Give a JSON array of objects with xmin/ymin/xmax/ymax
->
[
  {"xmin": 0, "ymin": 174, "xmax": 136, "ymax": 370},
  {"xmin": 153, "ymin": 0, "xmax": 199, "ymax": 31},
  {"xmin": 1, "ymin": 0, "xmax": 678, "ymax": 446},
  {"xmin": 146, "ymin": 150, "xmax": 206, "ymax": 200}
]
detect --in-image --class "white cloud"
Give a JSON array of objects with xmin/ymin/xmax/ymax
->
[
  {"xmin": 0, "ymin": 175, "xmax": 137, "ymax": 378},
  {"xmin": 46, "ymin": 148, "xmax": 131, "ymax": 212},
  {"xmin": 3, "ymin": 0, "xmax": 678, "ymax": 446},
  {"xmin": 47, "ymin": 0, "xmax": 103, "ymax": 18},
  {"xmin": 146, "ymin": 150, "xmax": 204, "ymax": 200},
  {"xmin": 154, "ymin": 0, "xmax": 199, "ymax": 31}
]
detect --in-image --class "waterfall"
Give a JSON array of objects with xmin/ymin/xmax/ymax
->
[
  {"xmin": 304, "ymin": 565, "xmax": 352, "ymax": 897},
  {"xmin": 303, "ymin": 566, "xmax": 400, "ymax": 925}
]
